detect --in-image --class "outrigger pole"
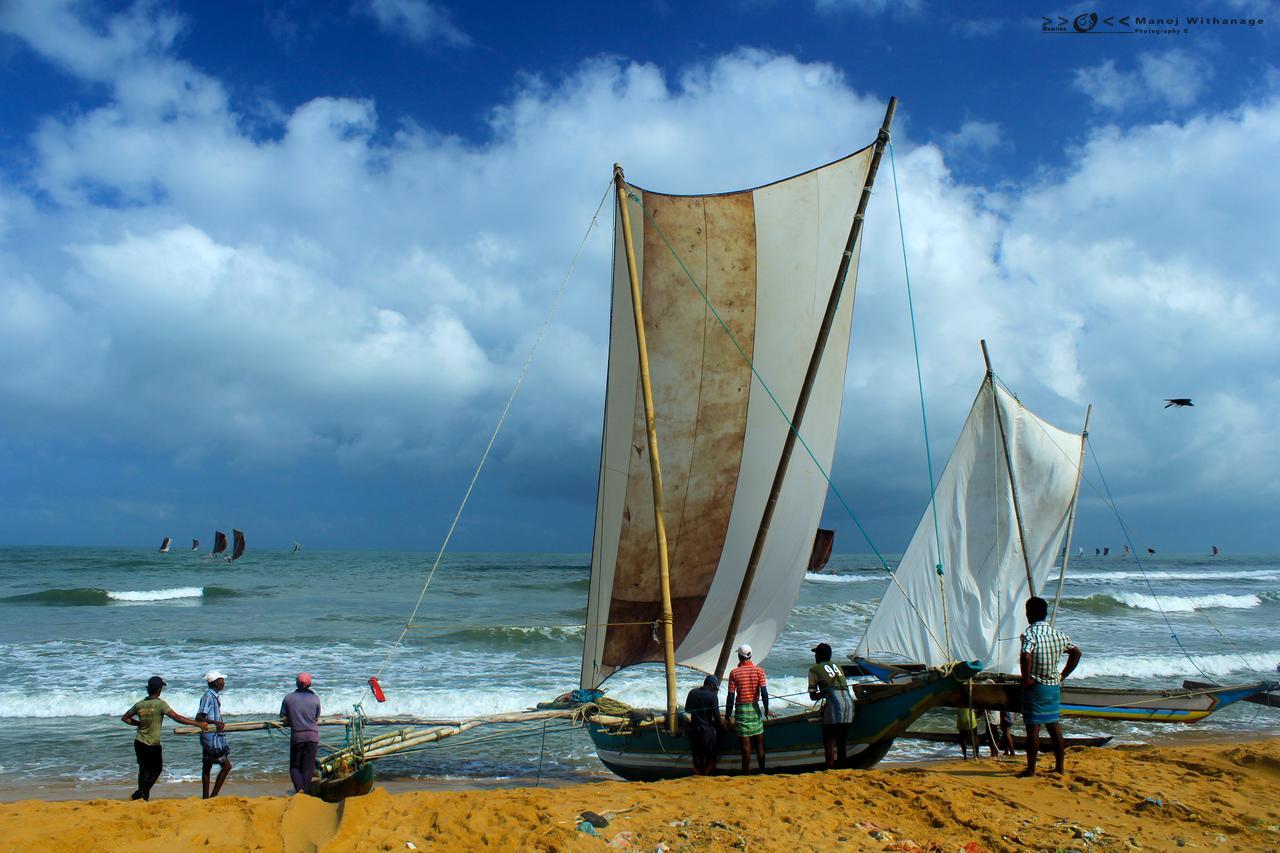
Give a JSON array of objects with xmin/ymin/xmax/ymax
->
[
  {"xmin": 980, "ymin": 339, "xmax": 1035, "ymax": 592},
  {"xmin": 613, "ymin": 164, "xmax": 680, "ymax": 735},
  {"xmin": 1052, "ymin": 404, "xmax": 1091, "ymax": 626},
  {"xmin": 714, "ymin": 96, "xmax": 899, "ymax": 682}
]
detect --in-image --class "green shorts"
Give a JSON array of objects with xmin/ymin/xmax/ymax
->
[{"xmin": 734, "ymin": 704, "xmax": 764, "ymax": 737}]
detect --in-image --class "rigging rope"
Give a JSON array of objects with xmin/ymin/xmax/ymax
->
[
  {"xmin": 625, "ymin": 187, "xmax": 950, "ymax": 662},
  {"xmin": 1084, "ymin": 433, "xmax": 1258, "ymax": 678},
  {"xmin": 888, "ymin": 141, "xmax": 953, "ymax": 662},
  {"xmin": 373, "ymin": 181, "xmax": 614, "ymax": 682},
  {"xmin": 1085, "ymin": 436, "xmax": 1219, "ymax": 682},
  {"xmin": 993, "ymin": 375, "xmax": 1258, "ymax": 677}
]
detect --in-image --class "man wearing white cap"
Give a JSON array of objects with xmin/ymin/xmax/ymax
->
[
  {"xmin": 724, "ymin": 644, "xmax": 770, "ymax": 773},
  {"xmin": 196, "ymin": 671, "xmax": 231, "ymax": 798}
]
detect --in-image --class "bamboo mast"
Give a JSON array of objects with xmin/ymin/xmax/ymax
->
[
  {"xmin": 613, "ymin": 164, "xmax": 679, "ymax": 735},
  {"xmin": 1051, "ymin": 404, "xmax": 1091, "ymax": 626},
  {"xmin": 714, "ymin": 97, "xmax": 899, "ymax": 681},
  {"xmin": 981, "ymin": 339, "xmax": 1035, "ymax": 591}
]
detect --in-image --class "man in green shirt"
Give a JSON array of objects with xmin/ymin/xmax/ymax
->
[
  {"xmin": 121, "ymin": 675, "xmax": 204, "ymax": 801},
  {"xmin": 807, "ymin": 643, "xmax": 855, "ymax": 769}
]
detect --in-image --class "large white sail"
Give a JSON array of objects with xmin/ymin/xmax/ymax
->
[
  {"xmin": 581, "ymin": 149, "xmax": 873, "ymax": 688},
  {"xmin": 855, "ymin": 379, "xmax": 1084, "ymax": 675}
]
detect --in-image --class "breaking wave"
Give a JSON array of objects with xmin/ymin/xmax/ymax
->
[
  {"xmin": 426, "ymin": 624, "xmax": 586, "ymax": 646},
  {"xmin": 805, "ymin": 572, "xmax": 884, "ymax": 584},
  {"xmin": 1077, "ymin": 651, "xmax": 1280, "ymax": 680},
  {"xmin": 1069, "ymin": 569, "xmax": 1280, "ymax": 584},
  {"xmin": 1066, "ymin": 592, "xmax": 1268, "ymax": 613},
  {"xmin": 3, "ymin": 586, "xmax": 243, "ymax": 606}
]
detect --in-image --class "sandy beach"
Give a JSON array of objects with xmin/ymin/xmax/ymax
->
[{"xmin": 2, "ymin": 738, "xmax": 1277, "ymax": 851}]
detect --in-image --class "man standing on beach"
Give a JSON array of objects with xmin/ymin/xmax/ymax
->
[
  {"xmin": 725, "ymin": 644, "xmax": 769, "ymax": 773},
  {"xmin": 1018, "ymin": 596, "xmax": 1082, "ymax": 777},
  {"xmin": 684, "ymin": 675, "xmax": 724, "ymax": 775},
  {"xmin": 807, "ymin": 642, "xmax": 854, "ymax": 769},
  {"xmin": 279, "ymin": 672, "xmax": 321, "ymax": 794},
  {"xmin": 196, "ymin": 671, "xmax": 231, "ymax": 798},
  {"xmin": 120, "ymin": 675, "xmax": 205, "ymax": 801}
]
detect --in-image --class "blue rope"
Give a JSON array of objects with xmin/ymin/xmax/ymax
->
[
  {"xmin": 1085, "ymin": 435, "xmax": 1215, "ymax": 682},
  {"xmin": 627, "ymin": 190, "xmax": 891, "ymax": 572},
  {"xmin": 889, "ymin": 142, "xmax": 944, "ymax": 579}
]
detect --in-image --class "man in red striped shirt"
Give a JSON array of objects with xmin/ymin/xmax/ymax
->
[{"xmin": 725, "ymin": 644, "xmax": 770, "ymax": 773}]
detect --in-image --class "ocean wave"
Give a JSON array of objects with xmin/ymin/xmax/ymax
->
[
  {"xmin": 791, "ymin": 600, "xmax": 877, "ymax": 618},
  {"xmin": 428, "ymin": 624, "xmax": 586, "ymax": 645},
  {"xmin": 0, "ymin": 673, "xmax": 816, "ymax": 719},
  {"xmin": 1077, "ymin": 651, "xmax": 1280, "ymax": 680},
  {"xmin": 1068, "ymin": 569, "xmax": 1280, "ymax": 584},
  {"xmin": 1065, "ymin": 592, "xmax": 1266, "ymax": 613},
  {"xmin": 2, "ymin": 586, "xmax": 243, "ymax": 606},
  {"xmin": 804, "ymin": 572, "xmax": 884, "ymax": 584}
]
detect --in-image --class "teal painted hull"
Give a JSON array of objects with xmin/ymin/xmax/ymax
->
[{"xmin": 588, "ymin": 661, "xmax": 980, "ymax": 781}]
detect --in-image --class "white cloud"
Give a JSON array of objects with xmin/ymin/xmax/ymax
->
[
  {"xmin": 1, "ymin": 2, "xmax": 1278, "ymax": 548},
  {"xmin": 354, "ymin": 0, "xmax": 470, "ymax": 47},
  {"xmin": 942, "ymin": 119, "xmax": 1003, "ymax": 152},
  {"xmin": 1073, "ymin": 49, "xmax": 1215, "ymax": 111},
  {"xmin": 0, "ymin": 0, "xmax": 184, "ymax": 82}
]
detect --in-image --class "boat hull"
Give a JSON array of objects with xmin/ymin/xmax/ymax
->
[
  {"xmin": 967, "ymin": 679, "xmax": 1275, "ymax": 723},
  {"xmin": 854, "ymin": 659, "xmax": 1277, "ymax": 724},
  {"xmin": 587, "ymin": 661, "xmax": 979, "ymax": 781},
  {"xmin": 310, "ymin": 761, "xmax": 375, "ymax": 803}
]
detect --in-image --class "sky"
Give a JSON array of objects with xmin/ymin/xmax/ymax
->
[{"xmin": 0, "ymin": 0, "xmax": 1277, "ymax": 554}]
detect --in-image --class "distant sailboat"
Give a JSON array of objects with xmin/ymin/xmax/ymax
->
[
  {"xmin": 158, "ymin": 537, "xmax": 171, "ymax": 553},
  {"xmin": 191, "ymin": 538, "xmax": 199, "ymax": 551},
  {"xmin": 1103, "ymin": 547, "xmax": 1110, "ymax": 555},
  {"xmin": 1077, "ymin": 547, "xmax": 1084, "ymax": 557},
  {"xmin": 291, "ymin": 541, "xmax": 301, "ymax": 554},
  {"xmin": 1211, "ymin": 545, "xmax": 1220, "ymax": 556},
  {"xmin": 1122, "ymin": 544, "xmax": 1130, "ymax": 557},
  {"xmin": 211, "ymin": 531, "xmax": 228, "ymax": 556},
  {"xmin": 231, "ymin": 529, "xmax": 246, "ymax": 562}
]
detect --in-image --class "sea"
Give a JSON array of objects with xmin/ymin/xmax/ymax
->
[{"xmin": 0, "ymin": 546, "xmax": 1276, "ymax": 794}]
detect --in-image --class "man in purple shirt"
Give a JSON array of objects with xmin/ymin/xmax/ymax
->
[{"xmin": 279, "ymin": 672, "xmax": 321, "ymax": 794}]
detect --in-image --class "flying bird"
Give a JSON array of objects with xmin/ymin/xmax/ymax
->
[{"xmin": 1164, "ymin": 398, "xmax": 1194, "ymax": 408}]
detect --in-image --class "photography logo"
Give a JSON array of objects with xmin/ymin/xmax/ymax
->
[
  {"xmin": 1042, "ymin": 13, "xmax": 1132, "ymax": 33},
  {"xmin": 1042, "ymin": 12, "xmax": 1265, "ymax": 35}
]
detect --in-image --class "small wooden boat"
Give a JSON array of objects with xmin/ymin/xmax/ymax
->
[{"xmin": 310, "ymin": 761, "xmax": 374, "ymax": 803}]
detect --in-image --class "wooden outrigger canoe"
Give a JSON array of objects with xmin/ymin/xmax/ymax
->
[
  {"xmin": 587, "ymin": 661, "xmax": 980, "ymax": 781},
  {"xmin": 852, "ymin": 661, "xmax": 1278, "ymax": 724}
]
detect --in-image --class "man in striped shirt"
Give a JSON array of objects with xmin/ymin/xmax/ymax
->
[
  {"xmin": 725, "ymin": 644, "xmax": 770, "ymax": 773},
  {"xmin": 1018, "ymin": 596, "xmax": 1081, "ymax": 777}
]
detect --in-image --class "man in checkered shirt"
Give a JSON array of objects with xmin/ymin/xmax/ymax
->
[{"xmin": 1018, "ymin": 596, "xmax": 1081, "ymax": 777}]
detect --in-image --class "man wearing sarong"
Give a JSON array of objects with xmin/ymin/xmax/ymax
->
[
  {"xmin": 197, "ymin": 670, "xmax": 232, "ymax": 798},
  {"xmin": 725, "ymin": 644, "xmax": 769, "ymax": 773},
  {"xmin": 1018, "ymin": 596, "xmax": 1081, "ymax": 777},
  {"xmin": 683, "ymin": 675, "xmax": 724, "ymax": 775},
  {"xmin": 807, "ymin": 642, "xmax": 854, "ymax": 769}
]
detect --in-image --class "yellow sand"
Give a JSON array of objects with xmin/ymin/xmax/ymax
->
[{"xmin": 2, "ymin": 739, "xmax": 1279, "ymax": 851}]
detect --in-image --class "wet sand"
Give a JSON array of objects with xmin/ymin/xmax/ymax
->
[{"xmin": 1, "ymin": 738, "xmax": 1278, "ymax": 851}]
